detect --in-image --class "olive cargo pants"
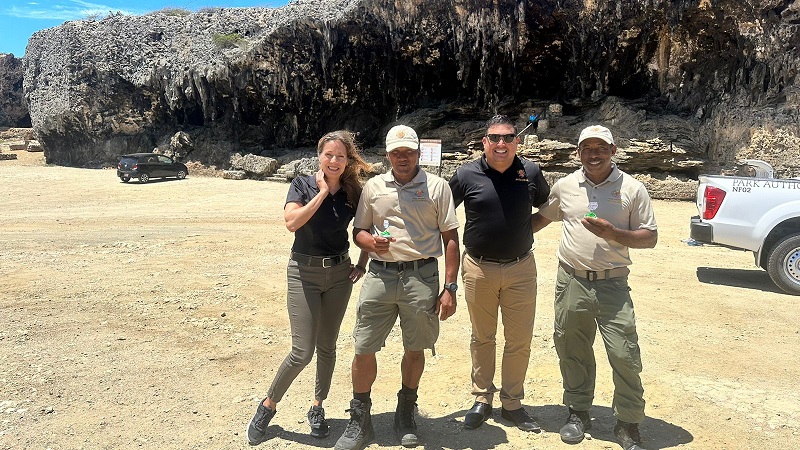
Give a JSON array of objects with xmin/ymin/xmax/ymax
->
[{"xmin": 553, "ymin": 265, "xmax": 645, "ymax": 423}]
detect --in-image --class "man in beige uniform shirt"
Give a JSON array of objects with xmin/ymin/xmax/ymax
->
[
  {"xmin": 335, "ymin": 125, "xmax": 460, "ymax": 450},
  {"xmin": 532, "ymin": 125, "xmax": 657, "ymax": 450}
]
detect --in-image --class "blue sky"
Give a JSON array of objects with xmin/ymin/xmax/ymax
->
[{"xmin": 0, "ymin": 0, "xmax": 288, "ymax": 57}]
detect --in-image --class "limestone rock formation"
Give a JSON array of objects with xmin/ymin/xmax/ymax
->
[
  {"xmin": 0, "ymin": 54, "xmax": 30, "ymax": 128},
  {"xmin": 229, "ymin": 153, "xmax": 278, "ymax": 178},
  {"xmin": 21, "ymin": 0, "xmax": 800, "ymax": 183}
]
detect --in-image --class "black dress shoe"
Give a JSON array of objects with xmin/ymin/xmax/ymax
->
[
  {"xmin": 463, "ymin": 401, "xmax": 492, "ymax": 429},
  {"xmin": 500, "ymin": 407, "xmax": 541, "ymax": 432}
]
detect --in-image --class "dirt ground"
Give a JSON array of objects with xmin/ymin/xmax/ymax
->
[{"xmin": 2, "ymin": 150, "xmax": 799, "ymax": 450}]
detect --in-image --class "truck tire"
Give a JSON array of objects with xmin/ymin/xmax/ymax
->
[{"xmin": 767, "ymin": 233, "xmax": 800, "ymax": 295}]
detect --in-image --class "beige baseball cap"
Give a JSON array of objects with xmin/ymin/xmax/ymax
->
[
  {"xmin": 385, "ymin": 125, "xmax": 419, "ymax": 152},
  {"xmin": 578, "ymin": 125, "xmax": 615, "ymax": 145}
]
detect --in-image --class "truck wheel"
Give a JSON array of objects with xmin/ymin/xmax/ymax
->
[{"xmin": 767, "ymin": 233, "xmax": 800, "ymax": 295}]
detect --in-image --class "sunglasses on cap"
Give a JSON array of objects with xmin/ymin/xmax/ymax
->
[{"xmin": 486, "ymin": 133, "xmax": 517, "ymax": 144}]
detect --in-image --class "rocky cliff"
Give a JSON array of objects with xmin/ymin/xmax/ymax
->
[
  {"xmin": 22, "ymin": 0, "xmax": 800, "ymax": 179},
  {"xmin": 0, "ymin": 53, "xmax": 30, "ymax": 128}
]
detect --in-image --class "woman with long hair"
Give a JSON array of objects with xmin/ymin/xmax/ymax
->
[{"xmin": 247, "ymin": 130, "xmax": 371, "ymax": 445}]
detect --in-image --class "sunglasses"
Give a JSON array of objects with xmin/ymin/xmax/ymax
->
[{"xmin": 486, "ymin": 133, "xmax": 517, "ymax": 144}]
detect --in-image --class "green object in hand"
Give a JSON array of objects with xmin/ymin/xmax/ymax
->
[
  {"xmin": 380, "ymin": 220, "xmax": 391, "ymax": 237},
  {"xmin": 584, "ymin": 212, "xmax": 597, "ymax": 218}
]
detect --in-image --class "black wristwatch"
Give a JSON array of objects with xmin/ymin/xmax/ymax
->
[{"xmin": 444, "ymin": 282, "xmax": 458, "ymax": 293}]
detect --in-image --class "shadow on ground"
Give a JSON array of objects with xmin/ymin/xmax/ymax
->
[
  {"xmin": 254, "ymin": 404, "xmax": 692, "ymax": 449},
  {"xmin": 696, "ymin": 267, "xmax": 783, "ymax": 294},
  {"xmin": 532, "ymin": 404, "xmax": 693, "ymax": 450}
]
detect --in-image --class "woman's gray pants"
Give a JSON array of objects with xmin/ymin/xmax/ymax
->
[{"xmin": 267, "ymin": 258, "xmax": 352, "ymax": 402}]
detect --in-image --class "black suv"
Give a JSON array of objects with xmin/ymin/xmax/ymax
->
[{"xmin": 117, "ymin": 153, "xmax": 188, "ymax": 183}]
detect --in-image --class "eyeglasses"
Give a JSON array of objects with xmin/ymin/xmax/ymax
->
[{"xmin": 486, "ymin": 134, "xmax": 517, "ymax": 144}]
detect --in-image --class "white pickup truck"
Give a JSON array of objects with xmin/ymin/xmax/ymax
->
[{"xmin": 690, "ymin": 160, "xmax": 800, "ymax": 295}]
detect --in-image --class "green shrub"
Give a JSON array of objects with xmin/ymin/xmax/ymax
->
[{"xmin": 212, "ymin": 33, "xmax": 244, "ymax": 49}]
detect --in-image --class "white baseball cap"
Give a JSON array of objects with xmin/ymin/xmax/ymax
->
[
  {"xmin": 385, "ymin": 125, "xmax": 419, "ymax": 152},
  {"xmin": 578, "ymin": 125, "xmax": 615, "ymax": 146}
]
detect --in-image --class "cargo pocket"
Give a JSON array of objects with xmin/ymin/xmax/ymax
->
[{"xmin": 624, "ymin": 331, "xmax": 643, "ymax": 373}]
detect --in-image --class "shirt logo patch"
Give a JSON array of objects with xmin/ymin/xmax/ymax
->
[
  {"xmin": 608, "ymin": 190, "xmax": 623, "ymax": 204},
  {"xmin": 516, "ymin": 169, "xmax": 527, "ymax": 181}
]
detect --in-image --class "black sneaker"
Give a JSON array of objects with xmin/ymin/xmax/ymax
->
[
  {"xmin": 559, "ymin": 408, "xmax": 591, "ymax": 444},
  {"xmin": 334, "ymin": 399, "xmax": 374, "ymax": 450},
  {"xmin": 246, "ymin": 398, "xmax": 276, "ymax": 446},
  {"xmin": 394, "ymin": 391, "xmax": 419, "ymax": 447},
  {"xmin": 614, "ymin": 420, "xmax": 646, "ymax": 450},
  {"xmin": 307, "ymin": 405, "xmax": 330, "ymax": 438}
]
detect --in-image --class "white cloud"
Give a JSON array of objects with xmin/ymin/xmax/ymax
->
[{"xmin": 5, "ymin": 1, "xmax": 144, "ymax": 20}]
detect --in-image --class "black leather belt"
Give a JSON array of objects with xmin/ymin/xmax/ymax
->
[
  {"xmin": 291, "ymin": 251, "xmax": 350, "ymax": 268},
  {"xmin": 371, "ymin": 257, "xmax": 436, "ymax": 272},
  {"xmin": 559, "ymin": 261, "xmax": 629, "ymax": 281},
  {"xmin": 467, "ymin": 250, "xmax": 529, "ymax": 264}
]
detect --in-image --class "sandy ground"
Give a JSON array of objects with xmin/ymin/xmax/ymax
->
[{"xmin": 1, "ymin": 150, "xmax": 799, "ymax": 450}]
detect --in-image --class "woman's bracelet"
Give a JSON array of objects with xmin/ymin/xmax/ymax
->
[{"xmin": 354, "ymin": 264, "xmax": 366, "ymax": 272}]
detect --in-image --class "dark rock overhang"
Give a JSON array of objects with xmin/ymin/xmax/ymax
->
[{"xmin": 20, "ymin": 0, "xmax": 800, "ymax": 178}]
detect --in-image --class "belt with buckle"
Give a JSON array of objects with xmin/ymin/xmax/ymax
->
[
  {"xmin": 291, "ymin": 251, "xmax": 350, "ymax": 268},
  {"xmin": 467, "ymin": 250, "xmax": 529, "ymax": 264},
  {"xmin": 371, "ymin": 257, "xmax": 437, "ymax": 272},
  {"xmin": 559, "ymin": 261, "xmax": 629, "ymax": 281}
]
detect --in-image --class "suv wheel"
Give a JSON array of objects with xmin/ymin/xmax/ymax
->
[
  {"xmin": 176, "ymin": 170, "xmax": 187, "ymax": 180},
  {"xmin": 767, "ymin": 233, "xmax": 800, "ymax": 295},
  {"xmin": 139, "ymin": 173, "xmax": 150, "ymax": 183}
]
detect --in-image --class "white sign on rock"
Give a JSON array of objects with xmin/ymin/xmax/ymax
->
[{"xmin": 419, "ymin": 139, "xmax": 442, "ymax": 167}]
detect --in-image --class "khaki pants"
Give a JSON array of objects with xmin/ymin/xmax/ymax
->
[
  {"xmin": 553, "ymin": 265, "xmax": 645, "ymax": 423},
  {"xmin": 462, "ymin": 252, "xmax": 537, "ymax": 410},
  {"xmin": 352, "ymin": 259, "xmax": 440, "ymax": 354}
]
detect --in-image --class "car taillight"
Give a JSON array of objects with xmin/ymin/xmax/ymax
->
[
  {"xmin": 702, "ymin": 185, "xmax": 726, "ymax": 219},
  {"xmin": 132, "ymin": 164, "xmax": 138, "ymax": 169}
]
